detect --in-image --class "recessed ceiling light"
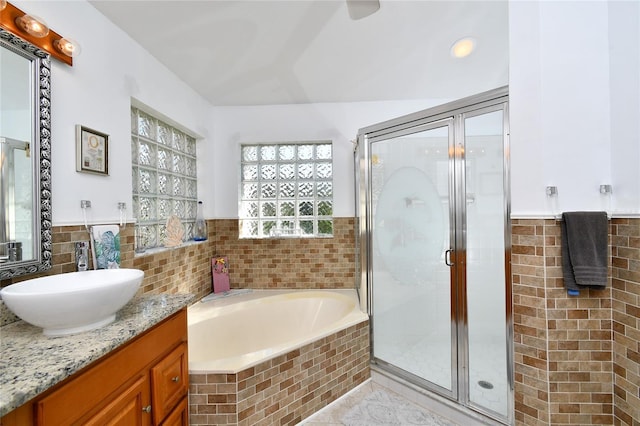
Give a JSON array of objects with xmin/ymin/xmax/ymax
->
[{"xmin": 451, "ymin": 37, "xmax": 476, "ymax": 58}]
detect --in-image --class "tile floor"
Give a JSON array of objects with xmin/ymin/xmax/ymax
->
[{"xmin": 300, "ymin": 377, "xmax": 492, "ymax": 426}]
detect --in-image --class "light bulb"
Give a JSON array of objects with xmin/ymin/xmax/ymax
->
[
  {"xmin": 15, "ymin": 14, "xmax": 50, "ymax": 38},
  {"xmin": 55, "ymin": 38, "xmax": 81, "ymax": 57}
]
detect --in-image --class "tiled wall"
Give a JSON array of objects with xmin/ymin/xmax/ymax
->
[
  {"xmin": 189, "ymin": 320, "xmax": 370, "ymax": 425},
  {"xmin": 0, "ymin": 218, "xmax": 357, "ymax": 323},
  {"xmin": 212, "ymin": 218, "xmax": 356, "ymax": 289},
  {"xmin": 512, "ymin": 218, "xmax": 639, "ymax": 426},
  {"xmin": 611, "ymin": 219, "xmax": 640, "ymax": 426}
]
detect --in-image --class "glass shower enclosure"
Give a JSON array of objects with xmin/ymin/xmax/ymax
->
[{"xmin": 355, "ymin": 87, "xmax": 512, "ymax": 424}]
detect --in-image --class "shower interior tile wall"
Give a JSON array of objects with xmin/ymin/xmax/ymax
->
[
  {"xmin": 512, "ymin": 218, "xmax": 639, "ymax": 426},
  {"xmin": 1, "ymin": 217, "xmax": 637, "ymax": 426}
]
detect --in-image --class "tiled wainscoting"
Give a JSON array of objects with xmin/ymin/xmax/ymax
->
[
  {"xmin": 2, "ymin": 216, "xmax": 637, "ymax": 426},
  {"xmin": 512, "ymin": 218, "xmax": 639, "ymax": 426},
  {"xmin": 0, "ymin": 217, "xmax": 357, "ymax": 301},
  {"xmin": 188, "ymin": 320, "xmax": 370, "ymax": 425}
]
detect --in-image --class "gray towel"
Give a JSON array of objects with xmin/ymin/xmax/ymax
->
[{"xmin": 561, "ymin": 211, "xmax": 608, "ymax": 290}]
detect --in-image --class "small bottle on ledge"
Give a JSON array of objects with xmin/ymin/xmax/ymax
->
[{"xmin": 194, "ymin": 201, "xmax": 208, "ymax": 241}]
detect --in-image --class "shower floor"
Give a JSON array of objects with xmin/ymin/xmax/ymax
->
[{"xmin": 374, "ymin": 332, "xmax": 508, "ymax": 417}]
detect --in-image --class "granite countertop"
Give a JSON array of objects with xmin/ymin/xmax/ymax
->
[{"xmin": 0, "ymin": 293, "xmax": 195, "ymax": 417}]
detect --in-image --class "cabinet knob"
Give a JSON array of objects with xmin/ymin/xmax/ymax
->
[
  {"xmin": 171, "ymin": 376, "xmax": 180, "ymax": 382},
  {"xmin": 142, "ymin": 405, "xmax": 152, "ymax": 413}
]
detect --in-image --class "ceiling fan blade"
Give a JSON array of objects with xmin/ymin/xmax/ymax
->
[{"xmin": 346, "ymin": 0, "xmax": 380, "ymax": 20}]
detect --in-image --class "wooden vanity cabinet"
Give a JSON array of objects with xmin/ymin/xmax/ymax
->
[{"xmin": 1, "ymin": 308, "xmax": 188, "ymax": 426}]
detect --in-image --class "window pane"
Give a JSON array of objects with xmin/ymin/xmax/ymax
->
[
  {"xmin": 298, "ymin": 182, "xmax": 314, "ymax": 197},
  {"xmin": 318, "ymin": 200, "xmax": 333, "ymax": 216},
  {"xmin": 172, "ymin": 130, "xmax": 185, "ymax": 151},
  {"xmin": 186, "ymin": 179, "xmax": 197, "ymax": 198},
  {"xmin": 261, "ymin": 202, "xmax": 276, "ymax": 217},
  {"xmin": 158, "ymin": 173, "xmax": 169, "ymax": 195},
  {"xmin": 138, "ymin": 112, "xmax": 154, "ymax": 139},
  {"xmin": 317, "ymin": 182, "xmax": 332, "ymax": 197},
  {"xmin": 300, "ymin": 220, "xmax": 313, "ymax": 235},
  {"xmin": 186, "ymin": 201, "xmax": 197, "ymax": 220},
  {"xmin": 173, "ymin": 176, "xmax": 184, "ymax": 196},
  {"xmin": 297, "ymin": 163, "xmax": 313, "ymax": 179},
  {"xmin": 243, "ymin": 183, "xmax": 258, "ymax": 199},
  {"xmin": 158, "ymin": 148, "xmax": 170, "ymax": 170},
  {"xmin": 242, "ymin": 164, "xmax": 258, "ymax": 180},
  {"xmin": 279, "ymin": 163, "xmax": 295, "ymax": 179},
  {"xmin": 261, "ymin": 183, "xmax": 276, "ymax": 198},
  {"xmin": 139, "ymin": 169, "xmax": 156, "ymax": 194},
  {"xmin": 260, "ymin": 145, "xmax": 276, "ymax": 161},
  {"xmin": 139, "ymin": 197, "xmax": 157, "ymax": 221},
  {"xmin": 260, "ymin": 164, "xmax": 276, "ymax": 180},
  {"xmin": 316, "ymin": 162, "xmax": 332, "ymax": 179},
  {"xmin": 242, "ymin": 220, "xmax": 259, "ymax": 236},
  {"xmin": 242, "ymin": 146, "xmax": 258, "ymax": 162},
  {"xmin": 139, "ymin": 141, "xmax": 155, "ymax": 166},
  {"xmin": 158, "ymin": 123, "xmax": 171, "ymax": 145},
  {"xmin": 279, "ymin": 182, "xmax": 295, "ymax": 198},
  {"xmin": 241, "ymin": 201, "xmax": 258, "ymax": 218},
  {"xmin": 317, "ymin": 144, "xmax": 332, "ymax": 159},
  {"xmin": 158, "ymin": 198, "xmax": 171, "ymax": 220},
  {"xmin": 299, "ymin": 201, "xmax": 313, "ymax": 216},
  {"xmin": 298, "ymin": 145, "xmax": 313, "ymax": 160},
  {"xmin": 279, "ymin": 201, "xmax": 295, "ymax": 216},
  {"xmin": 262, "ymin": 220, "xmax": 276, "ymax": 235},
  {"xmin": 278, "ymin": 145, "xmax": 295, "ymax": 160},
  {"xmin": 173, "ymin": 152, "xmax": 185, "ymax": 174},
  {"xmin": 318, "ymin": 220, "xmax": 333, "ymax": 235}
]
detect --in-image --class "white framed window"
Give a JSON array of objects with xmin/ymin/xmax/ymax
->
[
  {"xmin": 239, "ymin": 141, "xmax": 333, "ymax": 238},
  {"xmin": 131, "ymin": 106, "xmax": 198, "ymax": 250}
]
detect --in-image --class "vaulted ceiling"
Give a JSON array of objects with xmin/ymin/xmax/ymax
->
[{"xmin": 90, "ymin": 0, "xmax": 509, "ymax": 106}]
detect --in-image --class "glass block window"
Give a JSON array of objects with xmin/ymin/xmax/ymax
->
[
  {"xmin": 131, "ymin": 107, "xmax": 198, "ymax": 249},
  {"xmin": 239, "ymin": 141, "xmax": 333, "ymax": 238}
]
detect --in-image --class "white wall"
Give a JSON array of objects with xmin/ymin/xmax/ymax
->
[
  {"xmin": 13, "ymin": 1, "xmax": 216, "ymax": 226},
  {"xmin": 211, "ymin": 99, "xmax": 448, "ymax": 218},
  {"xmin": 509, "ymin": 0, "xmax": 640, "ymax": 217},
  {"xmin": 8, "ymin": 0, "xmax": 639, "ymax": 225}
]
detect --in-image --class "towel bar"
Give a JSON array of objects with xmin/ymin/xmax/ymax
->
[{"xmin": 554, "ymin": 213, "xmax": 612, "ymax": 221}]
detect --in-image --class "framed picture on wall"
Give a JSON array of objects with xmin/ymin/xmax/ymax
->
[{"xmin": 76, "ymin": 125, "xmax": 109, "ymax": 175}]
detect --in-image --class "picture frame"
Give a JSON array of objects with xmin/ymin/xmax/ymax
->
[{"xmin": 76, "ymin": 125, "xmax": 109, "ymax": 175}]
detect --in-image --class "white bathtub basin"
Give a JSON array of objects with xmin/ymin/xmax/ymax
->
[{"xmin": 0, "ymin": 269, "xmax": 144, "ymax": 336}]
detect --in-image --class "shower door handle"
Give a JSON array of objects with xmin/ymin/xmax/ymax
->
[{"xmin": 445, "ymin": 249, "xmax": 454, "ymax": 266}]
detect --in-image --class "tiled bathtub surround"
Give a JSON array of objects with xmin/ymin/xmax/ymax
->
[
  {"xmin": 212, "ymin": 218, "xmax": 356, "ymax": 289},
  {"xmin": 0, "ymin": 218, "xmax": 357, "ymax": 324},
  {"xmin": 512, "ymin": 218, "xmax": 639, "ymax": 426},
  {"xmin": 189, "ymin": 320, "xmax": 370, "ymax": 425}
]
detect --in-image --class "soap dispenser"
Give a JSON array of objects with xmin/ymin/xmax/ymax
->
[{"xmin": 194, "ymin": 201, "xmax": 208, "ymax": 241}]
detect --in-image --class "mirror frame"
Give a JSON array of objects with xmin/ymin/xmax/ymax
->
[{"xmin": 0, "ymin": 28, "xmax": 52, "ymax": 279}]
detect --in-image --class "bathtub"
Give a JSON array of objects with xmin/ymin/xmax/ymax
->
[
  {"xmin": 187, "ymin": 289, "xmax": 368, "ymax": 373},
  {"xmin": 187, "ymin": 289, "xmax": 371, "ymax": 425}
]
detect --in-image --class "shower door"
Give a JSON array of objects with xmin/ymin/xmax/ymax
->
[{"xmin": 357, "ymin": 88, "xmax": 512, "ymax": 423}]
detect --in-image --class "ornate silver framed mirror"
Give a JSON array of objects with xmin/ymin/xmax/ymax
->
[{"xmin": 0, "ymin": 28, "xmax": 52, "ymax": 279}]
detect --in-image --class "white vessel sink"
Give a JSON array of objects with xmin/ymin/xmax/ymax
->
[{"xmin": 0, "ymin": 269, "xmax": 144, "ymax": 336}]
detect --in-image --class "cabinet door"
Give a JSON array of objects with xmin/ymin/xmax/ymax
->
[
  {"xmin": 83, "ymin": 375, "xmax": 151, "ymax": 426},
  {"xmin": 159, "ymin": 397, "xmax": 188, "ymax": 426},
  {"xmin": 150, "ymin": 343, "xmax": 188, "ymax": 424}
]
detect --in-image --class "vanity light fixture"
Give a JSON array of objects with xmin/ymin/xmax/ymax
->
[
  {"xmin": 15, "ymin": 14, "xmax": 49, "ymax": 38},
  {"xmin": 451, "ymin": 37, "xmax": 476, "ymax": 59},
  {"xmin": 0, "ymin": 1, "xmax": 75, "ymax": 65}
]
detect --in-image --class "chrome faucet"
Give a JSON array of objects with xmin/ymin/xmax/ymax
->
[{"xmin": 75, "ymin": 241, "xmax": 89, "ymax": 271}]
